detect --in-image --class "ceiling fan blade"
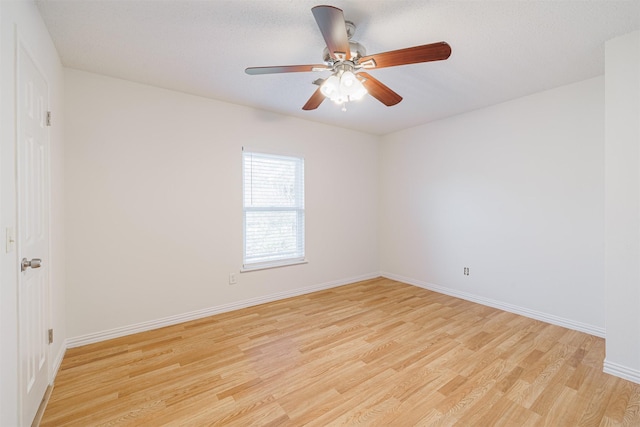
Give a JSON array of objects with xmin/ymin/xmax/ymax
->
[
  {"xmin": 359, "ymin": 42, "xmax": 451, "ymax": 69},
  {"xmin": 302, "ymin": 87, "xmax": 325, "ymax": 110},
  {"xmin": 245, "ymin": 64, "xmax": 330, "ymax": 75},
  {"xmin": 311, "ymin": 5, "xmax": 350, "ymax": 60},
  {"xmin": 358, "ymin": 72, "xmax": 402, "ymax": 106}
]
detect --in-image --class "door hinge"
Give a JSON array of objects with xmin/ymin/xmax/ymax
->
[
  {"xmin": 48, "ymin": 328, "xmax": 53, "ymax": 344},
  {"xmin": 46, "ymin": 111, "xmax": 52, "ymax": 127}
]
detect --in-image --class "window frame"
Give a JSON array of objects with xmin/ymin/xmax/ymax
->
[{"xmin": 241, "ymin": 149, "xmax": 306, "ymax": 272}]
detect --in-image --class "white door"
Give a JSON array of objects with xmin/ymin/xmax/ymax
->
[{"xmin": 17, "ymin": 42, "xmax": 50, "ymax": 427}]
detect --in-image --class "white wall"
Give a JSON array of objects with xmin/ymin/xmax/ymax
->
[
  {"xmin": 0, "ymin": 1, "xmax": 65, "ymax": 425},
  {"xmin": 380, "ymin": 77, "xmax": 605, "ymax": 336},
  {"xmin": 64, "ymin": 69, "xmax": 379, "ymax": 340},
  {"xmin": 604, "ymin": 31, "xmax": 640, "ymax": 383}
]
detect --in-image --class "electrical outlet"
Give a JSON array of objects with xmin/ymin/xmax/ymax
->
[
  {"xmin": 463, "ymin": 267, "xmax": 470, "ymax": 276},
  {"xmin": 229, "ymin": 273, "xmax": 237, "ymax": 285}
]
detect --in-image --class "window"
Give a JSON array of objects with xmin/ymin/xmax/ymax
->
[{"xmin": 242, "ymin": 150, "xmax": 305, "ymax": 270}]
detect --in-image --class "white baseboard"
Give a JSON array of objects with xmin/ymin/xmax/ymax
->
[
  {"xmin": 603, "ymin": 359, "xmax": 640, "ymax": 384},
  {"xmin": 66, "ymin": 272, "xmax": 380, "ymax": 348},
  {"xmin": 381, "ymin": 271, "xmax": 606, "ymax": 338},
  {"xmin": 49, "ymin": 343, "xmax": 66, "ymax": 384}
]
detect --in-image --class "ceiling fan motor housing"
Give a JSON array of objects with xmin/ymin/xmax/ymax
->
[{"xmin": 322, "ymin": 40, "xmax": 367, "ymax": 64}]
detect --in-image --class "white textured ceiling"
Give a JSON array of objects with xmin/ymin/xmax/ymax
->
[{"xmin": 36, "ymin": 0, "xmax": 640, "ymax": 135}]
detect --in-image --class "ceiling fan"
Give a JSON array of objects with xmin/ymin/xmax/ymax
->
[{"xmin": 245, "ymin": 5, "xmax": 452, "ymax": 111}]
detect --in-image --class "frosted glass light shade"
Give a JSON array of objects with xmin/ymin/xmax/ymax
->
[{"xmin": 320, "ymin": 75, "xmax": 340, "ymax": 98}]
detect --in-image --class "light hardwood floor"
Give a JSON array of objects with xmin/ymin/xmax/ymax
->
[{"xmin": 42, "ymin": 277, "xmax": 640, "ymax": 426}]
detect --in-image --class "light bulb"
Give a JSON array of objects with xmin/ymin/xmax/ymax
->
[
  {"xmin": 333, "ymin": 95, "xmax": 347, "ymax": 104},
  {"xmin": 348, "ymin": 78, "xmax": 368, "ymax": 101},
  {"xmin": 341, "ymin": 71, "xmax": 356, "ymax": 88},
  {"xmin": 320, "ymin": 75, "xmax": 339, "ymax": 98}
]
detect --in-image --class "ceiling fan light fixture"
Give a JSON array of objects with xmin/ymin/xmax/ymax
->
[{"xmin": 321, "ymin": 69, "xmax": 368, "ymax": 105}]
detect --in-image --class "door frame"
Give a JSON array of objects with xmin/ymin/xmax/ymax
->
[{"xmin": 15, "ymin": 34, "xmax": 53, "ymax": 427}]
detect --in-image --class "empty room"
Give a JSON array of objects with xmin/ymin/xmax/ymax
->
[{"xmin": 1, "ymin": 0, "xmax": 640, "ymax": 425}]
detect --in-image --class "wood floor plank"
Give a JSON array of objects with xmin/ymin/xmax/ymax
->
[{"xmin": 41, "ymin": 278, "xmax": 640, "ymax": 426}]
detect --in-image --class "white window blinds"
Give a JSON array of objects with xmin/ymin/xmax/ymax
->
[{"xmin": 243, "ymin": 150, "xmax": 305, "ymax": 270}]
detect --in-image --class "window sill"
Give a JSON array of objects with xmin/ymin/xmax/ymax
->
[{"xmin": 241, "ymin": 259, "xmax": 308, "ymax": 273}]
